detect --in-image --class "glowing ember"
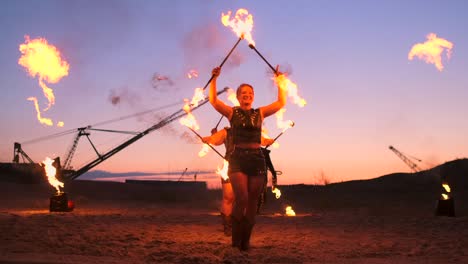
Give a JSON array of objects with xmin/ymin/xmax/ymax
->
[
  {"xmin": 226, "ymin": 88, "xmax": 240, "ymax": 106},
  {"xmin": 187, "ymin": 69, "xmax": 199, "ymax": 79},
  {"xmin": 274, "ymin": 74, "xmax": 306, "ymax": 107},
  {"xmin": 198, "ymin": 144, "xmax": 211, "ymax": 157},
  {"xmin": 408, "ymin": 33, "xmax": 453, "ymax": 71},
  {"xmin": 221, "ymin": 8, "xmax": 255, "ymax": 46},
  {"xmin": 285, "ymin": 206, "xmax": 296, "ymax": 216},
  {"xmin": 216, "ymin": 160, "xmax": 229, "ymax": 181},
  {"xmin": 442, "ymin": 183, "xmax": 451, "ymax": 193},
  {"xmin": 27, "ymin": 97, "xmax": 53, "ymax": 126},
  {"xmin": 42, "ymin": 157, "xmax": 64, "ymax": 193},
  {"xmin": 18, "ymin": 35, "xmax": 69, "ymax": 125},
  {"xmin": 272, "ymin": 187, "xmax": 281, "ymax": 199}
]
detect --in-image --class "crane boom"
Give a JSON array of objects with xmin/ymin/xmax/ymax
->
[
  {"xmin": 63, "ymin": 88, "xmax": 228, "ymax": 181},
  {"xmin": 388, "ymin": 145, "xmax": 421, "ymax": 173}
]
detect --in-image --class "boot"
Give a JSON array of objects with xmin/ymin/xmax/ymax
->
[
  {"xmin": 231, "ymin": 217, "xmax": 242, "ymax": 249},
  {"xmin": 221, "ymin": 213, "xmax": 232, "ymax": 237},
  {"xmin": 240, "ymin": 217, "xmax": 255, "ymax": 251}
]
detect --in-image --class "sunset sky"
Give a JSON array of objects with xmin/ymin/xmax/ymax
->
[{"xmin": 1, "ymin": 0, "xmax": 467, "ymax": 186}]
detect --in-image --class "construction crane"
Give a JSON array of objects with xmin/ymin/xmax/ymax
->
[
  {"xmin": 12, "ymin": 142, "xmax": 34, "ymax": 164},
  {"xmin": 388, "ymin": 145, "xmax": 422, "ymax": 173}
]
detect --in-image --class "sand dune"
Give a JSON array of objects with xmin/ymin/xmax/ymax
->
[{"xmin": 0, "ymin": 159, "xmax": 467, "ymax": 263}]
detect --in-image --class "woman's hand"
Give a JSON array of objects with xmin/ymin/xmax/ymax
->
[{"xmin": 212, "ymin": 67, "xmax": 221, "ymax": 78}]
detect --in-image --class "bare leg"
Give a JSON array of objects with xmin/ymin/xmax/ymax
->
[
  {"xmin": 229, "ymin": 172, "xmax": 248, "ymax": 220},
  {"xmin": 245, "ymin": 175, "xmax": 265, "ymax": 223},
  {"xmin": 221, "ymin": 182, "xmax": 234, "ymax": 216}
]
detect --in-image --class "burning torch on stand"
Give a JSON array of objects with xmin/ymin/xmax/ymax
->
[{"xmin": 42, "ymin": 157, "xmax": 74, "ymax": 212}]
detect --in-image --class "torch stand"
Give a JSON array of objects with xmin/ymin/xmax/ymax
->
[
  {"xmin": 435, "ymin": 198, "xmax": 455, "ymax": 217},
  {"xmin": 50, "ymin": 192, "xmax": 74, "ymax": 212}
]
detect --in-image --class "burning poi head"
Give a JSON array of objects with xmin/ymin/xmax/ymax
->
[
  {"xmin": 408, "ymin": 33, "xmax": 453, "ymax": 71},
  {"xmin": 18, "ymin": 35, "xmax": 69, "ymax": 126},
  {"xmin": 221, "ymin": 8, "xmax": 255, "ymax": 46}
]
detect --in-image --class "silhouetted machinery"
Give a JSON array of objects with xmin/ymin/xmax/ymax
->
[
  {"xmin": 388, "ymin": 145, "xmax": 455, "ymax": 217},
  {"xmin": 5, "ymin": 89, "xmax": 228, "ymax": 212}
]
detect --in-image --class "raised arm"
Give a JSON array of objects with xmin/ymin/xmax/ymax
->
[
  {"xmin": 260, "ymin": 69, "xmax": 287, "ymax": 118},
  {"xmin": 209, "ymin": 67, "xmax": 233, "ymax": 119}
]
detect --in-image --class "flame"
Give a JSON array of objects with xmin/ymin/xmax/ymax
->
[
  {"xmin": 198, "ymin": 144, "xmax": 211, "ymax": 157},
  {"xmin": 408, "ymin": 33, "xmax": 453, "ymax": 71},
  {"xmin": 18, "ymin": 35, "xmax": 69, "ymax": 125},
  {"xmin": 262, "ymin": 127, "xmax": 279, "ymax": 148},
  {"xmin": 275, "ymin": 108, "xmax": 294, "ymax": 131},
  {"xmin": 285, "ymin": 206, "xmax": 296, "ymax": 216},
  {"xmin": 187, "ymin": 69, "xmax": 199, "ymax": 79},
  {"xmin": 42, "ymin": 157, "xmax": 64, "ymax": 193},
  {"xmin": 27, "ymin": 97, "xmax": 53, "ymax": 126},
  {"xmin": 272, "ymin": 187, "xmax": 281, "ymax": 199},
  {"xmin": 179, "ymin": 88, "xmax": 205, "ymax": 130},
  {"xmin": 274, "ymin": 74, "xmax": 306, "ymax": 107},
  {"xmin": 442, "ymin": 183, "xmax": 451, "ymax": 193},
  {"xmin": 221, "ymin": 8, "xmax": 255, "ymax": 46},
  {"xmin": 441, "ymin": 193, "xmax": 449, "ymax": 200},
  {"xmin": 227, "ymin": 88, "xmax": 240, "ymax": 106},
  {"xmin": 57, "ymin": 121, "xmax": 64, "ymax": 127},
  {"xmin": 216, "ymin": 160, "xmax": 229, "ymax": 181}
]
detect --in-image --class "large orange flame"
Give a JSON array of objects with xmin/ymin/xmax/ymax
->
[
  {"xmin": 42, "ymin": 157, "xmax": 64, "ymax": 193},
  {"xmin": 274, "ymin": 74, "xmax": 306, "ymax": 107},
  {"xmin": 18, "ymin": 35, "xmax": 69, "ymax": 126},
  {"xmin": 221, "ymin": 9, "xmax": 255, "ymax": 46},
  {"xmin": 408, "ymin": 33, "xmax": 453, "ymax": 71}
]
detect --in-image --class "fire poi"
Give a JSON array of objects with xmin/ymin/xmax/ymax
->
[{"xmin": 18, "ymin": 35, "xmax": 69, "ymax": 127}]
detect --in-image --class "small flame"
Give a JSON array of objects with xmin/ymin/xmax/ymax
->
[
  {"xmin": 187, "ymin": 69, "xmax": 199, "ymax": 79},
  {"xmin": 272, "ymin": 187, "xmax": 281, "ymax": 199},
  {"xmin": 42, "ymin": 157, "xmax": 64, "ymax": 193},
  {"xmin": 227, "ymin": 88, "xmax": 240, "ymax": 106},
  {"xmin": 442, "ymin": 183, "xmax": 451, "ymax": 193},
  {"xmin": 262, "ymin": 127, "xmax": 279, "ymax": 148},
  {"xmin": 275, "ymin": 108, "xmax": 294, "ymax": 131},
  {"xmin": 179, "ymin": 88, "xmax": 205, "ymax": 130},
  {"xmin": 274, "ymin": 74, "xmax": 306, "ymax": 107},
  {"xmin": 27, "ymin": 97, "xmax": 53, "ymax": 126},
  {"xmin": 18, "ymin": 35, "xmax": 69, "ymax": 125},
  {"xmin": 57, "ymin": 121, "xmax": 64, "ymax": 127},
  {"xmin": 216, "ymin": 160, "xmax": 229, "ymax": 181},
  {"xmin": 198, "ymin": 144, "xmax": 211, "ymax": 157},
  {"xmin": 441, "ymin": 193, "xmax": 449, "ymax": 200},
  {"xmin": 221, "ymin": 9, "xmax": 255, "ymax": 46},
  {"xmin": 408, "ymin": 33, "xmax": 453, "ymax": 71},
  {"xmin": 285, "ymin": 206, "xmax": 296, "ymax": 216}
]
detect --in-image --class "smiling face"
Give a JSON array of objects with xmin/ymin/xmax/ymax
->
[{"xmin": 236, "ymin": 84, "xmax": 254, "ymax": 109}]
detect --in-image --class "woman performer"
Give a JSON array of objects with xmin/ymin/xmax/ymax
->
[
  {"xmin": 209, "ymin": 66, "xmax": 286, "ymax": 250},
  {"xmin": 202, "ymin": 128, "xmax": 275, "ymax": 237}
]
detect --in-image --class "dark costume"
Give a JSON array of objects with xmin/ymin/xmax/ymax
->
[{"xmin": 228, "ymin": 106, "xmax": 267, "ymax": 250}]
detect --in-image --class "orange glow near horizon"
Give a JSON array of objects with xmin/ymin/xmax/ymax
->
[{"xmin": 408, "ymin": 33, "xmax": 453, "ymax": 71}]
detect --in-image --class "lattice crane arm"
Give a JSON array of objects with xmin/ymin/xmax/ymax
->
[{"xmin": 388, "ymin": 145, "xmax": 422, "ymax": 173}]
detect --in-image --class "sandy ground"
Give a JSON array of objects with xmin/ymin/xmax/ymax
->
[{"xmin": 0, "ymin": 178, "xmax": 467, "ymax": 264}]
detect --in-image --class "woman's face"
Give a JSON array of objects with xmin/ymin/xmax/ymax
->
[{"xmin": 237, "ymin": 85, "xmax": 254, "ymax": 108}]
